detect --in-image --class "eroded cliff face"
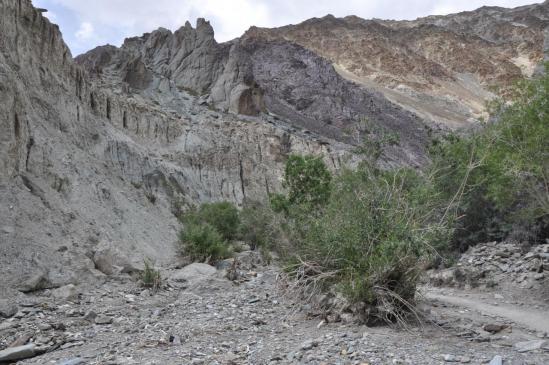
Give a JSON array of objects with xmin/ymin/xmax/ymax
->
[
  {"xmin": 246, "ymin": 2, "xmax": 549, "ymax": 128},
  {"xmin": 0, "ymin": 1, "xmax": 357, "ymax": 294},
  {"xmin": 76, "ymin": 19, "xmax": 432, "ymax": 168},
  {"xmin": 3, "ymin": 0, "xmax": 543, "ymax": 293}
]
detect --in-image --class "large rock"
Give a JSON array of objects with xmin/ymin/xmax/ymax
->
[
  {"xmin": 18, "ymin": 274, "xmax": 52, "ymax": 293},
  {"xmin": 0, "ymin": 299, "xmax": 17, "ymax": 318},
  {"xmin": 0, "ymin": 344, "xmax": 37, "ymax": 362},
  {"xmin": 169, "ymin": 263, "xmax": 217, "ymax": 285},
  {"xmin": 0, "ymin": 0, "xmax": 355, "ymax": 294},
  {"xmin": 92, "ymin": 243, "xmax": 141, "ymax": 276},
  {"xmin": 76, "ymin": 17, "xmax": 432, "ymax": 167},
  {"xmin": 51, "ymin": 284, "xmax": 80, "ymax": 302},
  {"xmin": 514, "ymin": 339, "xmax": 547, "ymax": 353}
]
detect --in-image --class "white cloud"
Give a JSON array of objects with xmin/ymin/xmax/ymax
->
[{"xmin": 75, "ymin": 22, "xmax": 94, "ymax": 40}]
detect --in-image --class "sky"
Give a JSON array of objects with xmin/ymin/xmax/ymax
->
[{"xmin": 33, "ymin": 0, "xmax": 542, "ymax": 56}]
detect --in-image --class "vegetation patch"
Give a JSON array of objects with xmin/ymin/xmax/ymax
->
[{"xmin": 141, "ymin": 259, "xmax": 162, "ymax": 291}]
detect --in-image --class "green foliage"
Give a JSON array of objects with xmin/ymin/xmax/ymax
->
[
  {"xmin": 179, "ymin": 222, "xmax": 231, "ymax": 262},
  {"xmin": 286, "ymin": 165, "xmax": 450, "ymax": 318},
  {"xmin": 282, "ymin": 155, "xmax": 332, "ymax": 208},
  {"xmin": 354, "ymin": 118, "xmax": 400, "ymax": 164},
  {"xmin": 239, "ymin": 201, "xmax": 283, "ymax": 250},
  {"xmin": 431, "ymin": 64, "xmax": 549, "ymax": 248},
  {"xmin": 141, "ymin": 259, "xmax": 162, "ymax": 291},
  {"xmin": 269, "ymin": 193, "xmax": 291, "ymax": 215},
  {"xmin": 182, "ymin": 201, "xmax": 240, "ymax": 241}
]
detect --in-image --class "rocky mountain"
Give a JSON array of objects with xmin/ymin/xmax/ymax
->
[
  {"xmin": 0, "ymin": 1, "xmax": 350, "ymax": 294},
  {"xmin": 247, "ymin": 1, "xmax": 549, "ymax": 127},
  {"xmin": 75, "ymin": 19, "xmax": 430, "ymax": 166},
  {"xmin": 0, "ymin": 0, "xmax": 547, "ymax": 295},
  {"xmin": 1, "ymin": 1, "xmax": 549, "ymax": 364}
]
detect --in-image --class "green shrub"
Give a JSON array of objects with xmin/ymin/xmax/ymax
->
[
  {"xmin": 239, "ymin": 201, "xmax": 287, "ymax": 251},
  {"xmin": 182, "ymin": 201, "xmax": 240, "ymax": 241},
  {"xmin": 179, "ymin": 222, "xmax": 231, "ymax": 262},
  {"xmin": 280, "ymin": 154, "xmax": 332, "ymax": 208},
  {"xmin": 286, "ymin": 166, "xmax": 450, "ymax": 322}
]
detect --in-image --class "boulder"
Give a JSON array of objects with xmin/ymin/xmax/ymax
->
[
  {"xmin": 0, "ymin": 299, "xmax": 17, "ymax": 318},
  {"xmin": 18, "ymin": 274, "xmax": 51, "ymax": 293},
  {"xmin": 514, "ymin": 339, "xmax": 547, "ymax": 353},
  {"xmin": 0, "ymin": 344, "xmax": 36, "ymax": 362},
  {"xmin": 169, "ymin": 263, "xmax": 216, "ymax": 285},
  {"xmin": 92, "ymin": 243, "xmax": 141, "ymax": 276},
  {"xmin": 51, "ymin": 284, "xmax": 79, "ymax": 302}
]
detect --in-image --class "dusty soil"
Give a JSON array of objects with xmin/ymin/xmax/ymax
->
[{"xmin": 1, "ymin": 255, "xmax": 548, "ymax": 365}]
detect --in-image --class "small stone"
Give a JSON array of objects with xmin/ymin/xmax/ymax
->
[
  {"xmin": 51, "ymin": 284, "xmax": 79, "ymax": 302},
  {"xmin": 94, "ymin": 315, "xmax": 112, "ymax": 325},
  {"xmin": 460, "ymin": 356, "xmax": 471, "ymax": 363},
  {"xmin": 169, "ymin": 335, "xmax": 181, "ymax": 345},
  {"xmin": 488, "ymin": 355, "xmax": 503, "ymax": 365},
  {"xmin": 300, "ymin": 339, "xmax": 319, "ymax": 351},
  {"xmin": 83, "ymin": 310, "xmax": 97, "ymax": 322},
  {"xmin": 443, "ymin": 354, "xmax": 459, "ymax": 362},
  {"xmin": 514, "ymin": 339, "xmax": 546, "ymax": 352},
  {"xmin": 18, "ymin": 274, "xmax": 51, "ymax": 293},
  {"xmin": 0, "ymin": 299, "xmax": 18, "ymax": 318},
  {"xmin": 483, "ymin": 324, "xmax": 507, "ymax": 333},
  {"xmin": 494, "ymin": 294, "xmax": 504, "ymax": 300},
  {"xmin": 37, "ymin": 323, "xmax": 52, "ymax": 331}
]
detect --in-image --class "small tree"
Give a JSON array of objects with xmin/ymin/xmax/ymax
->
[{"xmin": 271, "ymin": 154, "xmax": 332, "ymax": 214}]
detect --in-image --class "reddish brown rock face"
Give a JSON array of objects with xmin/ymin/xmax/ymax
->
[{"xmin": 244, "ymin": 3, "xmax": 548, "ymax": 128}]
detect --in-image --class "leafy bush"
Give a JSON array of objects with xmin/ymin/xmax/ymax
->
[
  {"xmin": 179, "ymin": 222, "xmax": 231, "ymax": 262},
  {"xmin": 182, "ymin": 201, "xmax": 240, "ymax": 241},
  {"xmin": 431, "ymin": 64, "xmax": 549, "ymax": 248},
  {"xmin": 271, "ymin": 154, "xmax": 332, "ymax": 212},
  {"xmin": 239, "ymin": 200, "xmax": 287, "ymax": 251},
  {"xmin": 287, "ymin": 166, "xmax": 448, "ymax": 322}
]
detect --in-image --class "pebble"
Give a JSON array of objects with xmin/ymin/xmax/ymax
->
[
  {"xmin": 300, "ymin": 339, "xmax": 319, "ymax": 351},
  {"xmin": 94, "ymin": 314, "xmax": 113, "ymax": 325},
  {"xmin": 443, "ymin": 354, "xmax": 459, "ymax": 362}
]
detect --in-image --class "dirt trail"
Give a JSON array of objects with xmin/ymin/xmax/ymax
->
[{"xmin": 424, "ymin": 290, "xmax": 549, "ymax": 334}]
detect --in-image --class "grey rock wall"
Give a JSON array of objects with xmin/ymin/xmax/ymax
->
[{"xmin": 0, "ymin": 0, "xmax": 356, "ymax": 295}]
